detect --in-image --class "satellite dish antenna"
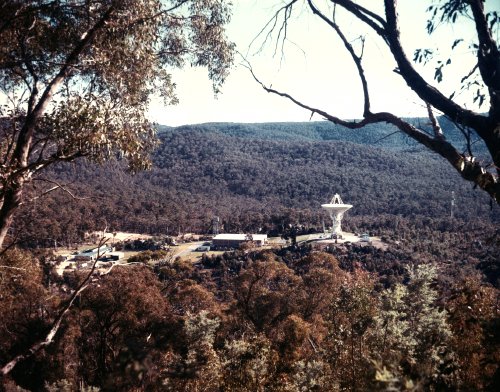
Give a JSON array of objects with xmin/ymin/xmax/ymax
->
[{"xmin": 321, "ymin": 194, "xmax": 353, "ymax": 236}]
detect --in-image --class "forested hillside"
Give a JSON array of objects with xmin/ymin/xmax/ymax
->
[
  {"xmin": 4, "ymin": 121, "xmax": 499, "ymax": 391},
  {"xmin": 14, "ymin": 120, "xmax": 498, "ymax": 247}
]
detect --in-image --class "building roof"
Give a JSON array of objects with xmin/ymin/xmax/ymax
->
[
  {"xmin": 213, "ymin": 234, "xmax": 267, "ymax": 241},
  {"xmin": 75, "ymin": 245, "xmax": 112, "ymax": 258}
]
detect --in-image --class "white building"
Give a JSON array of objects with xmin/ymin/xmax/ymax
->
[
  {"xmin": 212, "ymin": 234, "xmax": 268, "ymax": 249},
  {"xmin": 74, "ymin": 245, "xmax": 113, "ymax": 261}
]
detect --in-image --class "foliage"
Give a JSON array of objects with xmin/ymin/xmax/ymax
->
[
  {"xmin": 127, "ymin": 249, "xmax": 171, "ymax": 264},
  {"xmin": 0, "ymin": 249, "xmax": 54, "ymax": 389},
  {"xmin": 0, "ymin": 0, "xmax": 234, "ymax": 249},
  {"xmin": 45, "ymin": 379, "xmax": 100, "ymax": 392},
  {"xmin": 71, "ymin": 266, "xmax": 169, "ymax": 389},
  {"xmin": 221, "ymin": 334, "xmax": 277, "ymax": 392},
  {"xmin": 0, "ymin": 246, "xmax": 498, "ymax": 390},
  {"xmin": 446, "ymin": 274, "xmax": 499, "ymax": 390},
  {"xmin": 373, "ymin": 264, "xmax": 454, "ymax": 389}
]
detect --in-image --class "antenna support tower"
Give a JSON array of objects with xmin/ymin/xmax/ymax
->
[
  {"xmin": 212, "ymin": 216, "xmax": 220, "ymax": 235},
  {"xmin": 321, "ymin": 194, "xmax": 353, "ymax": 236}
]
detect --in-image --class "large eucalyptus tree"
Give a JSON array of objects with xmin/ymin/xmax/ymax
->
[
  {"xmin": 251, "ymin": 0, "xmax": 500, "ymax": 204},
  {"xmin": 0, "ymin": 0, "xmax": 234, "ymax": 249}
]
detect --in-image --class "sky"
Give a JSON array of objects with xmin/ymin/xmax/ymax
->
[{"xmin": 150, "ymin": 0, "xmax": 495, "ymax": 126}]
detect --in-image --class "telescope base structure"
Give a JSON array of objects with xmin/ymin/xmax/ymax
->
[
  {"xmin": 330, "ymin": 211, "xmax": 346, "ymax": 236},
  {"xmin": 321, "ymin": 194, "xmax": 353, "ymax": 237},
  {"xmin": 321, "ymin": 206, "xmax": 353, "ymax": 236}
]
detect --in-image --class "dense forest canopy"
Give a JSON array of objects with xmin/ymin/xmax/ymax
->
[
  {"xmin": 11, "ymin": 120, "xmax": 498, "ymax": 249},
  {"xmin": 1, "ymin": 238, "xmax": 498, "ymax": 389},
  {"xmin": 164, "ymin": 117, "xmax": 489, "ymax": 153}
]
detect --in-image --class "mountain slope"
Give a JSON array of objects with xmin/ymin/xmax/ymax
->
[
  {"xmin": 159, "ymin": 117, "xmax": 487, "ymax": 155},
  {"xmin": 14, "ymin": 121, "xmax": 498, "ymax": 246}
]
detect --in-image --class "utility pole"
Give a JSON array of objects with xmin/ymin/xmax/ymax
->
[{"xmin": 213, "ymin": 216, "xmax": 220, "ymax": 235}]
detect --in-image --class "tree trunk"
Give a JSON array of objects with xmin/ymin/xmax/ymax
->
[
  {"xmin": 485, "ymin": 123, "xmax": 500, "ymax": 179},
  {"xmin": 0, "ymin": 184, "xmax": 24, "ymax": 249},
  {"xmin": 0, "ymin": 7, "xmax": 115, "ymax": 251}
]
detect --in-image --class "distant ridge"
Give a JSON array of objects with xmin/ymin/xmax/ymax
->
[{"xmin": 157, "ymin": 117, "xmax": 487, "ymax": 155}]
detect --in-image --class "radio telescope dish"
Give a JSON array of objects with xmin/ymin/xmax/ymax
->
[{"xmin": 321, "ymin": 194, "xmax": 353, "ymax": 236}]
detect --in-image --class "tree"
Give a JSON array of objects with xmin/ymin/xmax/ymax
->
[
  {"xmin": 372, "ymin": 284, "xmax": 416, "ymax": 369},
  {"xmin": 372, "ymin": 264, "xmax": 454, "ymax": 389},
  {"xmin": 221, "ymin": 333, "xmax": 277, "ymax": 392},
  {"xmin": 0, "ymin": 249, "xmax": 53, "ymax": 388},
  {"xmin": 73, "ymin": 266, "xmax": 170, "ymax": 389},
  {"xmin": 322, "ymin": 268, "xmax": 378, "ymax": 391},
  {"xmin": 446, "ymin": 274, "xmax": 498, "ymax": 390},
  {"xmin": 233, "ymin": 255, "xmax": 304, "ymax": 333},
  {"xmin": 0, "ymin": 0, "xmax": 234, "ymax": 249},
  {"xmin": 250, "ymin": 0, "xmax": 500, "ymax": 203},
  {"xmin": 162, "ymin": 310, "xmax": 223, "ymax": 391}
]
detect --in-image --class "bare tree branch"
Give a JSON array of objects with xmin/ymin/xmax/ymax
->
[
  {"xmin": 460, "ymin": 63, "xmax": 479, "ymax": 84},
  {"xmin": 249, "ymin": 0, "xmax": 500, "ymax": 202},
  {"xmin": 10, "ymin": 150, "xmax": 87, "ymax": 183},
  {"xmin": 0, "ymin": 226, "xmax": 21, "ymax": 257},
  {"xmin": 307, "ymin": 0, "xmax": 371, "ymax": 116},
  {"xmin": 426, "ymin": 103, "xmax": 444, "ymax": 140},
  {"xmin": 249, "ymin": 60, "xmax": 500, "ymax": 201},
  {"xmin": 247, "ymin": 62, "xmax": 367, "ymax": 128},
  {"xmin": 0, "ymin": 265, "xmax": 26, "ymax": 271},
  {"xmin": 382, "ymin": 0, "xmax": 489, "ymax": 135},
  {"xmin": 372, "ymin": 129, "xmax": 402, "ymax": 145},
  {"xmin": 248, "ymin": 1, "xmax": 298, "ymax": 56},
  {"xmin": 21, "ymin": 178, "xmax": 90, "ymax": 205},
  {"xmin": 453, "ymin": 121, "xmax": 475, "ymax": 158},
  {"xmin": 332, "ymin": 0, "xmax": 386, "ymax": 36}
]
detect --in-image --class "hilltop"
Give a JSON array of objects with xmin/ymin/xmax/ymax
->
[{"xmin": 158, "ymin": 117, "xmax": 488, "ymax": 154}]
